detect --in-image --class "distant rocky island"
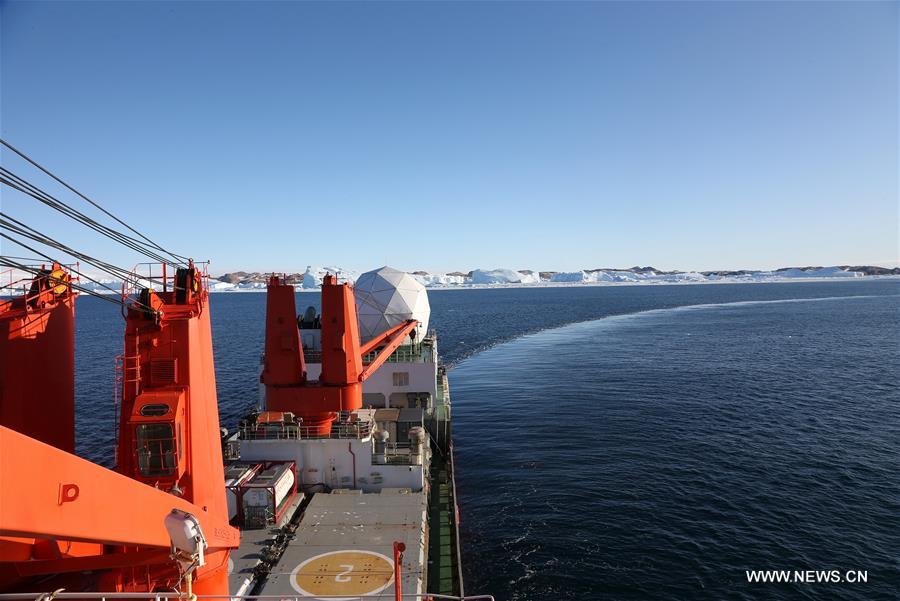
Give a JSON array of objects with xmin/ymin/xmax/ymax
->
[{"xmin": 201, "ymin": 264, "xmax": 900, "ymax": 292}]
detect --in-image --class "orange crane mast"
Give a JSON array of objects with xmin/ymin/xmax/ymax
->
[
  {"xmin": 0, "ymin": 263, "xmax": 76, "ymax": 453},
  {"xmin": 262, "ymin": 273, "xmax": 419, "ymax": 434},
  {"xmin": 0, "ymin": 263, "xmax": 238, "ymax": 596}
]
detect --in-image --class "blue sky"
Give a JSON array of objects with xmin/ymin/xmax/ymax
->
[{"xmin": 1, "ymin": 1, "xmax": 897, "ymax": 274}]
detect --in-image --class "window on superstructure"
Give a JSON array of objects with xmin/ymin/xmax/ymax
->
[
  {"xmin": 139, "ymin": 403, "xmax": 169, "ymax": 417},
  {"xmin": 393, "ymin": 372, "xmax": 409, "ymax": 387},
  {"xmin": 135, "ymin": 423, "xmax": 177, "ymax": 477}
]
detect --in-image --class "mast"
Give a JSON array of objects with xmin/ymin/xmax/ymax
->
[
  {"xmin": 0, "ymin": 142, "xmax": 238, "ymax": 595},
  {"xmin": 262, "ymin": 273, "xmax": 418, "ymax": 434},
  {"xmin": 0, "ymin": 263, "xmax": 76, "ymax": 452},
  {"xmin": 0, "ymin": 265, "xmax": 238, "ymax": 595}
]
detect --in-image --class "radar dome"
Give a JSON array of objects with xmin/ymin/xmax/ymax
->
[{"xmin": 354, "ymin": 266, "xmax": 430, "ymax": 344}]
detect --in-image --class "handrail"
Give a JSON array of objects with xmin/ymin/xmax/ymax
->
[
  {"xmin": 448, "ymin": 444, "xmax": 466, "ymax": 597},
  {"xmin": 121, "ymin": 261, "xmax": 211, "ymax": 298},
  {"xmin": 0, "ymin": 263, "xmax": 79, "ymax": 303},
  {"xmin": 239, "ymin": 411, "xmax": 376, "ymax": 441},
  {"xmin": 361, "ymin": 343, "xmax": 431, "ymax": 365}
]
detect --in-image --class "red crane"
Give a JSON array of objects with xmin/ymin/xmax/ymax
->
[
  {"xmin": 0, "ymin": 263, "xmax": 76, "ymax": 453},
  {"xmin": 262, "ymin": 273, "xmax": 419, "ymax": 434},
  {"xmin": 0, "ymin": 263, "xmax": 238, "ymax": 596}
]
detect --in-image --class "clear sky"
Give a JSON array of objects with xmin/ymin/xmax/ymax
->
[{"xmin": 1, "ymin": 1, "xmax": 897, "ymax": 274}]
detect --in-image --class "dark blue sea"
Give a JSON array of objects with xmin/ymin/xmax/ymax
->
[{"xmin": 72, "ymin": 280, "xmax": 900, "ymax": 601}]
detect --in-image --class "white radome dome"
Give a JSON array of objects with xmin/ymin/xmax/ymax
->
[{"xmin": 354, "ymin": 266, "xmax": 430, "ymax": 344}]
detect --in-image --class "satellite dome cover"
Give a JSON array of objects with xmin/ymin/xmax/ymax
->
[{"xmin": 354, "ymin": 266, "xmax": 430, "ymax": 344}]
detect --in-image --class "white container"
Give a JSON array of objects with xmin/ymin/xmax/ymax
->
[
  {"xmin": 223, "ymin": 463, "xmax": 258, "ymax": 521},
  {"xmin": 241, "ymin": 462, "xmax": 296, "ymax": 527}
]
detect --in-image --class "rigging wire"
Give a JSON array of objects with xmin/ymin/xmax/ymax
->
[
  {"xmin": 1, "ymin": 234, "xmax": 122, "ymax": 297},
  {"xmin": 0, "ymin": 138, "xmax": 190, "ymax": 264},
  {"xmin": 0, "ymin": 169, "xmax": 179, "ymax": 267},
  {"xmin": 0, "ymin": 212, "xmax": 186, "ymax": 292},
  {"xmin": 0, "ymin": 168, "xmax": 184, "ymax": 267},
  {"xmin": 0, "ymin": 139, "xmax": 195, "ymax": 312},
  {"xmin": 0, "ymin": 255, "xmax": 48, "ymax": 263},
  {"xmin": 0, "ymin": 235, "xmax": 157, "ymax": 311},
  {"xmin": 1, "ymin": 230, "xmax": 140, "ymax": 299},
  {"xmin": 0, "ymin": 257, "xmax": 137, "ymax": 309},
  {"xmin": 1, "ymin": 212, "xmax": 142, "ymax": 283}
]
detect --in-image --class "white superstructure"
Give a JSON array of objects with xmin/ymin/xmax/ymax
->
[{"xmin": 240, "ymin": 267, "xmax": 448, "ymax": 495}]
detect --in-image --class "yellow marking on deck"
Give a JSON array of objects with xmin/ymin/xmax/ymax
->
[{"xmin": 290, "ymin": 550, "xmax": 395, "ymax": 597}]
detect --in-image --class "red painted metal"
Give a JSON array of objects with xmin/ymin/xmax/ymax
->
[
  {"xmin": 263, "ymin": 273, "xmax": 418, "ymax": 436},
  {"xmin": 357, "ymin": 319, "xmax": 418, "ymax": 382},
  {"xmin": 0, "ymin": 264, "xmax": 80, "ymax": 587},
  {"xmin": 0, "ymin": 426, "xmax": 237, "ymax": 548},
  {"xmin": 112, "ymin": 263, "xmax": 237, "ymax": 594},
  {"xmin": 393, "ymin": 540, "xmax": 405, "ymax": 601},
  {"xmin": 318, "ymin": 274, "xmax": 364, "ymax": 387},
  {"xmin": 11, "ymin": 549, "xmax": 171, "ymax": 578},
  {"xmin": 262, "ymin": 275, "xmax": 307, "ymax": 387},
  {"xmin": 0, "ymin": 262, "xmax": 238, "ymax": 596},
  {"xmin": 358, "ymin": 320, "xmax": 417, "ymax": 357},
  {"xmin": 0, "ymin": 263, "xmax": 76, "ymax": 452}
]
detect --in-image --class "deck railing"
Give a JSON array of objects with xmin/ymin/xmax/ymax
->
[
  {"xmin": 120, "ymin": 262, "xmax": 211, "ymax": 302},
  {"xmin": 301, "ymin": 334, "xmax": 438, "ymax": 366},
  {"xmin": 239, "ymin": 411, "xmax": 375, "ymax": 441},
  {"xmin": 0, "ymin": 263, "xmax": 79, "ymax": 301},
  {"xmin": 362, "ymin": 342, "xmax": 432, "ymax": 364}
]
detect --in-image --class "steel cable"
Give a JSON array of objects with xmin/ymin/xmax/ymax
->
[
  {"xmin": 0, "ymin": 212, "xmax": 186, "ymax": 292},
  {"xmin": 0, "ymin": 169, "xmax": 183, "ymax": 267},
  {"xmin": 0, "ymin": 138, "xmax": 190, "ymax": 264}
]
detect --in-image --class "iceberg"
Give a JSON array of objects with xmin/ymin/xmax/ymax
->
[
  {"xmin": 551, "ymin": 270, "xmax": 642, "ymax": 283},
  {"xmin": 615, "ymin": 271, "xmax": 646, "ymax": 282},
  {"xmin": 551, "ymin": 271, "xmax": 593, "ymax": 283},
  {"xmin": 299, "ymin": 266, "xmax": 360, "ymax": 289},
  {"xmin": 517, "ymin": 271, "xmax": 541, "ymax": 284},
  {"xmin": 471, "ymin": 268, "xmax": 527, "ymax": 284},
  {"xmin": 78, "ymin": 278, "xmax": 121, "ymax": 293},
  {"xmin": 777, "ymin": 267, "xmax": 862, "ymax": 279},
  {"xmin": 302, "ymin": 266, "xmax": 319, "ymax": 289},
  {"xmin": 410, "ymin": 273, "xmax": 468, "ymax": 287},
  {"xmin": 206, "ymin": 280, "xmax": 237, "ymax": 292},
  {"xmin": 647, "ymin": 271, "xmax": 707, "ymax": 283}
]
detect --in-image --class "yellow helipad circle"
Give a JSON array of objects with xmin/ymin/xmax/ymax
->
[{"xmin": 289, "ymin": 550, "xmax": 395, "ymax": 597}]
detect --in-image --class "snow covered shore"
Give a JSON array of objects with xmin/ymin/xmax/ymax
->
[
  {"xmin": 203, "ymin": 265, "xmax": 889, "ymax": 292},
  {"xmin": 69, "ymin": 265, "xmax": 896, "ymax": 295}
]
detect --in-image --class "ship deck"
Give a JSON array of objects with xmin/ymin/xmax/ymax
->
[
  {"xmin": 254, "ymin": 489, "xmax": 428, "ymax": 599},
  {"xmin": 228, "ymin": 494, "xmax": 305, "ymax": 596}
]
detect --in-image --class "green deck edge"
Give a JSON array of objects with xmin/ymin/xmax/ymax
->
[{"xmin": 427, "ymin": 451, "xmax": 460, "ymax": 596}]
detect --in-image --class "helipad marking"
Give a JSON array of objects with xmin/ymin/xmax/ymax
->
[{"xmin": 289, "ymin": 549, "xmax": 395, "ymax": 597}]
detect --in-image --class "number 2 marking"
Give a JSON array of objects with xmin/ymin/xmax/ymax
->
[{"xmin": 335, "ymin": 564, "xmax": 354, "ymax": 583}]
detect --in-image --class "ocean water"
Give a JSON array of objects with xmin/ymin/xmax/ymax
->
[
  {"xmin": 71, "ymin": 280, "xmax": 900, "ymax": 600},
  {"xmin": 450, "ymin": 283, "xmax": 900, "ymax": 601}
]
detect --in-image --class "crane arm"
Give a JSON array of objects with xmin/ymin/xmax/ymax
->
[
  {"xmin": 358, "ymin": 319, "xmax": 418, "ymax": 382},
  {"xmin": 358, "ymin": 319, "xmax": 418, "ymax": 357},
  {"xmin": 0, "ymin": 426, "xmax": 239, "ymax": 549}
]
